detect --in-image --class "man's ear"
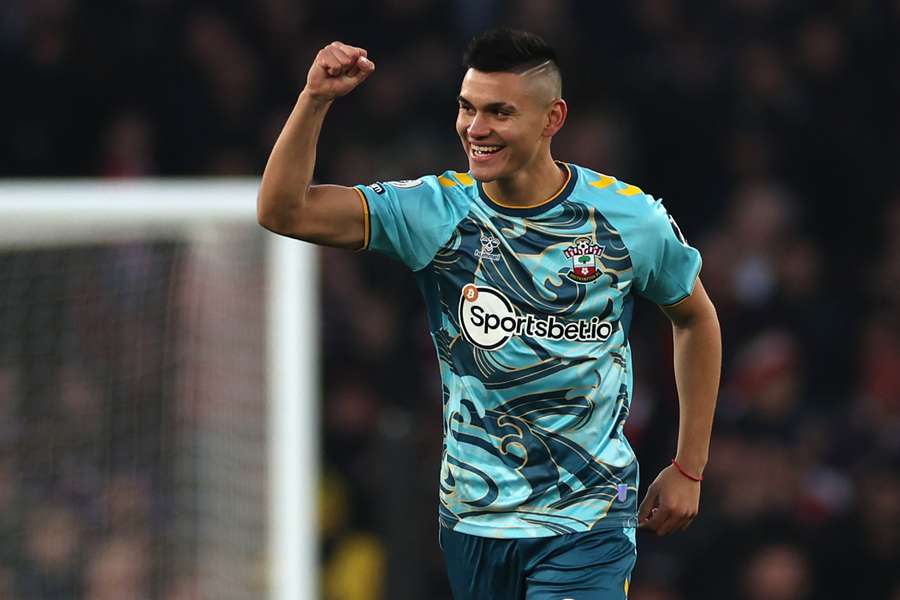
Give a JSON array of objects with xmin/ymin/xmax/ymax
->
[{"xmin": 544, "ymin": 99, "xmax": 567, "ymax": 137}]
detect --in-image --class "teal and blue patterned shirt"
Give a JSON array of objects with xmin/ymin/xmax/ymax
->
[{"xmin": 355, "ymin": 162, "xmax": 702, "ymax": 539}]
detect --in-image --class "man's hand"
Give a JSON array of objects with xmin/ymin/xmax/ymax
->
[
  {"xmin": 258, "ymin": 41, "xmax": 373, "ymax": 247},
  {"xmin": 304, "ymin": 42, "xmax": 375, "ymax": 102},
  {"xmin": 636, "ymin": 464, "xmax": 701, "ymax": 536}
]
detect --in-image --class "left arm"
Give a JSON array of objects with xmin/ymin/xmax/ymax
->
[{"xmin": 637, "ymin": 277, "xmax": 721, "ymax": 536}]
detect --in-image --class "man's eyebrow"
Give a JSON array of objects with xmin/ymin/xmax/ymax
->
[{"xmin": 456, "ymin": 95, "xmax": 517, "ymax": 112}]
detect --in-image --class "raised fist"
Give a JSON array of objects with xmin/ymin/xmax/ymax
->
[{"xmin": 304, "ymin": 42, "xmax": 375, "ymax": 101}]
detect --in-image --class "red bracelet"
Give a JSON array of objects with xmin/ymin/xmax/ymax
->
[{"xmin": 671, "ymin": 458, "xmax": 703, "ymax": 482}]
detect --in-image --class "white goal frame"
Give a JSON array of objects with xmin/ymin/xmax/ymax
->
[{"xmin": 0, "ymin": 179, "xmax": 318, "ymax": 600}]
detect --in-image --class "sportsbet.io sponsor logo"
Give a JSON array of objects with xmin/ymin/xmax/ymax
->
[{"xmin": 458, "ymin": 284, "xmax": 614, "ymax": 350}]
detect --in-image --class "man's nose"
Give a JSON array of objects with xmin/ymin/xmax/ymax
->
[{"xmin": 467, "ymin": 113, "xmax": 490, "ymax": 138}]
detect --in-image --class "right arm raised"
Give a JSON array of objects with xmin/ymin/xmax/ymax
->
[{"xmin": 257, "ymin": 42, "xmax": 375, "ymax": 249}]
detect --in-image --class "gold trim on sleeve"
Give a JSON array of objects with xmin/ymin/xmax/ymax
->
[{"xmin": 353, "ymin": 187, "xmax": 370, "ymax": 251}]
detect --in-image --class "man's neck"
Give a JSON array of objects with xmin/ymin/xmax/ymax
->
[{"xmin": 482, "ymin": 156, "xmax": 566, "ymax": 208}]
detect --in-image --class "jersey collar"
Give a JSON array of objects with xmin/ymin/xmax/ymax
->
[{"xmin": 475, "ymin": 162, "xmax": 578, "ymax": 217}]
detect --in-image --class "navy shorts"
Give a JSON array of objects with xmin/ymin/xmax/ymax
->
[{"xmin": 440, "ymin": 526, "xmax": 636, "ymax": 600}]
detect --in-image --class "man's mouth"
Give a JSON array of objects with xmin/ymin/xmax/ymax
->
[{"xmin": 470, "ymin": 144, "xmax": 505, "ymax": 160}]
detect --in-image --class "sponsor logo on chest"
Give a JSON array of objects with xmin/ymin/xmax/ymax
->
[{"xmin": 459, "ymin": 284, "xmax": 613, "ymax": 351}]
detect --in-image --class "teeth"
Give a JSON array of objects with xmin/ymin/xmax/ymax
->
[{"xmin": 472, "ymin": 145, "xmax": 502, "ymax": 156}]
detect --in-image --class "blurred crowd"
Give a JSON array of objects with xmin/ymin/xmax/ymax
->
[
  {"xmin": 0, "ymin": 246, "xmax": 184, "ymax": 600},
  {"xmin": 3, "ymin": 0, "xmax": 900, "ymax": 599}
]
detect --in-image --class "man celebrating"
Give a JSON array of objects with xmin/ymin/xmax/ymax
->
[{"xmin": 259, "ymin": 28, "xmax": 721, "ymax": 600}]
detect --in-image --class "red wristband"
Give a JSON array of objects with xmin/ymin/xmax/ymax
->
[{"xmin": 672, "ymin": 458, "xmax": 703, "ymax": 482}]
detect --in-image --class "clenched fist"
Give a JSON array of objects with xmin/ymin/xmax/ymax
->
[
  {"xmin": 637, "ymin": 464, "xmax": 701, "ymax": 536},
  {"xmin": 304, "ymin": 42, "xmax": 375, "ymax": 102}
]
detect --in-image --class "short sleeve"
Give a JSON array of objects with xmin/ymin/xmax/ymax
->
[
  {"xmin": 355, "ymin": 176, "xmax": 464, "ymax": 271},
  {"xmin": 630, "ymin": 195, "xmax": 702, "ymax": 306}
]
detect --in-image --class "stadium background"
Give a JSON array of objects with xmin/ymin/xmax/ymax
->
[{"xmin": 2, "ymin": 0, "xmax": 900, "ymax": 599}]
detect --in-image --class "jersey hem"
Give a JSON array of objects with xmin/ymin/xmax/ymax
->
[{"xmin": 440, "ymin": 514, "xmax": 639, "ymax": 539}]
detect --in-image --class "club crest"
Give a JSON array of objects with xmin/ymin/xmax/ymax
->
[{"xmin": 564, "ymin": 237, "xmax": 604, "ymax": 283}]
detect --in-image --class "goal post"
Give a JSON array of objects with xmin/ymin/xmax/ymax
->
[{"xmin": 0, "ymin": 179, "xmax": 318, "ymax": 600}]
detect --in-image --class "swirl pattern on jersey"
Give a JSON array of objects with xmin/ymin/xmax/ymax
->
[{"xmin": 429, "ymin": 199, "xmax": 640, "ymax": 537}]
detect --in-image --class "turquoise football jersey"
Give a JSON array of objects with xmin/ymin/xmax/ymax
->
[{"xmin": 355, "ymin": 163, "xmax": 702, "ymax": 539}]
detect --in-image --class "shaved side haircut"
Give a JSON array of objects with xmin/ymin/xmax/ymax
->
[{"xmin": 463, "ymin": 28, "xmax": 562, "ymax": 102}]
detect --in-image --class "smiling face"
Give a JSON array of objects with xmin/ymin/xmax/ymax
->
[{"xmin": 456, "ymin": 68, "xmax": 566, "ymax": 182}]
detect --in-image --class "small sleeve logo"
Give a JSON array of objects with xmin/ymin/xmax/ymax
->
[{"xmin": 386, "ymin": 178, "xmax": 424, "ymax": 189}]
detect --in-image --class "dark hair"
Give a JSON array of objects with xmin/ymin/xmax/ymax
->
[{"xmin": 463, "ymin": 28, "xmax": 559, "ymax": 74}]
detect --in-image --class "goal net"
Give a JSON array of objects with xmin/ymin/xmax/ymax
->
[{"xmin": 0, "ymin": 180, "xmax": 317, "ymax": 600}]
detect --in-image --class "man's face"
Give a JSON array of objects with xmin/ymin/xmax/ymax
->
[{"xmin": 456, "ymin": 69, "xmax": 555, "ymax": 182}]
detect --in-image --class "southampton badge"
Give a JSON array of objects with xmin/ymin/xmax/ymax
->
[{"xmin": 564, "ymin": 237, "xmax": 604, "ymax": 283}]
